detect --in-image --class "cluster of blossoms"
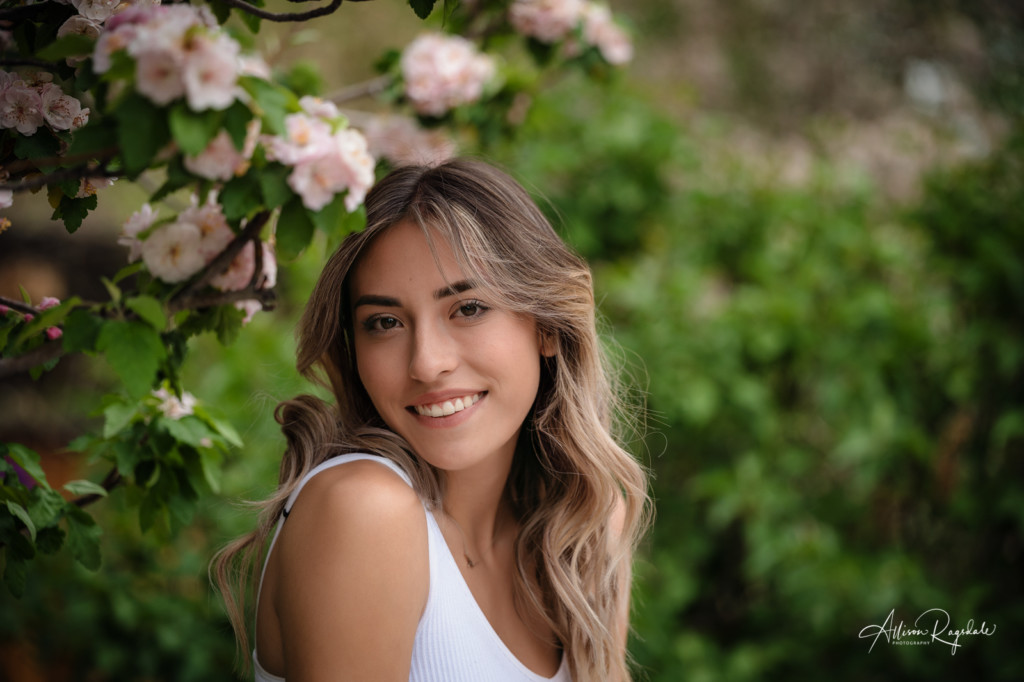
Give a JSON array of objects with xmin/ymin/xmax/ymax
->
[
  {"xmin": 264, "ymin": 97, "xmax": 375, "ymax": 212},
  {"xmin": 151, "ymin": 385, "xmax": 197, "ymax": 420},
  {"xmin": 0, "ymin": 297, "xmax": 64, "ymax": 340},
  {"xmin": 118, "ymin": 197, "xmax": 277, "ymax": 322},
  {"xmin": 184, "ymin": 121, "xmax": 261, "ymax": 182},
  {"xmin": 92, "ymin": 3, "xmax": 242, "ymax": 111},
  {"xmin": 400, "ymin": 33, "xmax": 496, "ymax": 117},
  {"xmin": 509, "ymin": 0, "xmax": 633, "ymax": 65},
  {"xmin": 0, "ymin": 70, "xmax": 89, "ymax": 136},
  {"xmin": 362, "ymin": 114, "xmax": 456, "ymax": 168}
]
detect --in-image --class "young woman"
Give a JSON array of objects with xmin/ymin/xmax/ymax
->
[{"xmin": 213, "ymin": 158, "xmax": 651, "ymax": 681}]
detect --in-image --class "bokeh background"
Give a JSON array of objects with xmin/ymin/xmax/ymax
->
[{"xmin": 2, "ymin": 0, "xmax": 1023, "ymax": 680}]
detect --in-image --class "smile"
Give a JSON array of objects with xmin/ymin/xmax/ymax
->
[{"xmin": 412, "ymin": 392, "xmax": 484, "ymax": 418}]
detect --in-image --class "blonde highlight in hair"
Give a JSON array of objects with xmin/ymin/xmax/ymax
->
[{"xmin": 212, "ymin": 158, "xmax": 651, "ymax": 681}]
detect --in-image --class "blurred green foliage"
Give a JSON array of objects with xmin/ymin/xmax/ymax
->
[{"xmin": 4, "ymin": 50, "xmax": 1024, "ymax": 682}]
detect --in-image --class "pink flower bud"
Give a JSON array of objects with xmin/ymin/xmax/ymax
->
[
  {"xmin": 23, "ymin": 313, "xmax": 34, "ymax": 322},
  {"xmin": 0, "ymin": 304, "xmax": 9, "ymax": 315},
  {"xmin": 38, "ymin": 296, "xmax": 60, "ymax": 310},
  {"xmin": 45, "ymin": 327, "xmax": 63, "ymax": 340}
]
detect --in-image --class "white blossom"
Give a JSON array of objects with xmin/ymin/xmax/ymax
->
[
  {"xmin": 119, "ymin": 203, "xmax": 157, "ymax": 263},
  {"xmin": 141, "ymin": 220, "xmax": 206, "ymax": 283},
  {"xmin": 0, "ymin": 84, "xmax": 44, "ymax": 135},
  {"xmin": 509, "ymin": 0, "xmax": 584, "ymax": 43}
]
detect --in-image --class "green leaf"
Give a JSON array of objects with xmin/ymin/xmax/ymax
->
[
  {"xmin": 116, "ymin": 93, "xmax": 171, "ymax": 178},
  {"xmin": 239, "ymin": 76, "xmax": 298, "ymax": 136},
  {"xmin": 223, "ymin": 100, "xmax": 254, "ymax": 151},
  {"xmin": 205, "ymin": 413, "xmax": 243, "ymax": 448},
  {"xmin": 65, "ymin": 507, "xmax": 102, "ymax": 570},
  {"xmin": 113, "ymin": 439, "xmax": 143, "ymax": 479},
  {"xmin": 138, "ymin": 493, "xmax": 162, "ymax": 533},
  {"xmin": 62, "ymin": 308, "xmax": 104, "ymax": 353},
  {"xmin": 63, "ymin": 480, "xmax": 109, "ymax": 498},
  {"xmin": 14, "ymin": 131, "xmax": 60, "ymax": 166},
  {"xmin": 125, "ymin": 295, "xmax": 167, "ymax": 332},
  {"xmin": 65, "ymin": 121, "xmax": 118, "ymax": 158},
  {"xmin": 160, "ymin": 416, "xmax": 216, "ymax": 448},
  {"xmin": 103, "ymin": 401, "xmax": 137, "ymax": 438},
  {"xmin": 5, "ymin": 501, "xmax": 36, "ymax": 542},
  {"xmin": 3, "ymin": 553, "xmax": 28, "ymax": 598},
  {"xmin": 151, "ymin": 156, "xmax": 192, "ymax": 203},
  {"xmin": 408, "ymin": 0, "xmax": 438, "ymax": 19},
  {"xmin": 53, "ymin": 194, "xmax": 98, "ymax": 233},
  {"xmin": 258, "ymin": 163, "xmax": 294, "ymax": 208},
  {"xmin": 27, "ymin": 489, "xmax": 66, "ymax": 529},
  {"xmin": 36, "ymin": 33, "xmax": 95, "ymax": 60},
  {"xmin": 278, "ymin": 196, "xmax": 316, "ymax": 259},
  {"xmin": 169, "ymin": 102, "xmax": 224, "ymax": 156},
  {"xmin": 219, "ymin": 172, "xmax": 262, "ymax": 222},
  {"xmin": 35, "ymin": 525, "xmax": 66, "ymax": 554},
  {"xmin": 97, "ymin": 320, "xmax": 167, "ymax": 398},
  {"xmin": 5, "ymin": 443, "xmax": 49, "ymax": 488}
]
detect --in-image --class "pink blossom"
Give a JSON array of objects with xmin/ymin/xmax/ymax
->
[
  {"xmin": 45, "ymin": 327, "xmax": 63, "ymax": 341},
  {"xmin": 509, "ymin": 0, "xmax": 584, "ymax": 43},
  {"xmin": 77, "ymin": 176, "xmax": 115, "ymax": 198},
  {"xmin": 58, "ymin": 15, "xmax": 102, "ymax": 40},
  {"xmin": 259, "ymin": 240, "xmax": 277, "ymax": 288},
  {"xmin": 39, "ymin": 83, "xmax": 85, "ymax": 131},
  {"xmin": 141, "ymin": 220, "xmax": 206, "ymax": 283},
  {"xmin": 23, "ymin": 313, "xmax": 34, "ymax": 322},
  {"xmin": 265, "ymin": 113, "xmax": 334, "ymax": 165},
  {"xmin": 581, "ymin": 3, "xmax": 632, "ymax": 65},
  {"xmin": 119, "ymin": 202, "xmax": 156, "ymax": 262},
  {"xmin": 135, "ymin": 47, "xmax": 185, "ymax": 105},
  {"xmin": 237, "ymin": 54, "xmax": 271, "ymax": 79},
  {"xmin": 364, "ymin": 115, "xmax": 456, "ymax": 167},
  {"xmin": 0, "ymin": 189, "xmax": 12, "ymax": 209},
  {"xmin": 71, "ymin": 0, "xmax": 121, "ymax": 22},
  {"xmin": 210, "ymin": 240, "xmax": 255, "ymax": 291},
  {"xmin": 401, "ymin": 33, "xmax": 496, "ymax": 117},
  {"xmin": 0, "ymin": 304, "xmax": 9, "ymax": 315},
  {"xmin": 235, "ymin": 299, "xmax": 262, "ymax": 325},
  {"xmin": 38, "ymin": 297, "xmax": 61, "ymax": 310},
  {"xmin": 180, "ymin": 196, "xmax": 234, "ymax": 263},
  {"xmin": 287, "ymin": 128, "xmax": 375, "ymax": 212},
  {"xmin": 181, "ymin": 33, "xmax": 239, "ymax": 111},
  {"xmin": 184, "ymin": 129, "xmax": 246, "ymax": 181},
  {"xmin": 299, "ymin": 95, "xmax": 341, "ymax": 121},
  {"xmin": 0, "ymin": 84, "xmax": 45, "ymax": 135},
  {"xmin": 151, "ymin": 386, "xmax": 197, "ymax": 420}
]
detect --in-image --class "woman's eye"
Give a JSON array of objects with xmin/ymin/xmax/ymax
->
[
  {"xmin": 454, "ymin": 301, "xmax": 489, "ymax": 319},
  {"xmin": 364, "ymin": 315, "xmax": 400, "ymax": 332}
]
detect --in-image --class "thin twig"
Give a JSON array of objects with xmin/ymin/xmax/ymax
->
[
  {"xmin": 213, "ymin": 0, "xmax": 344, "ymax": 22},
  {"xmin": 0, "ymin": 57, "xmax": 60, "ymax": 69},
  {"xmin": 328, "ymin": 75, "xmax": 392, "ymax": 103},
  {"xmin": 0, "ymin": 165, "xmax": 118, "ymax": 193},
  {"xmin": 169, "ymin": 211, "xmax": 271, "ymax": 309},
  {"xmin": 0, "ymin": 296, "xmax": 38, "ymax": 316},
  {"xmin": 169, "ymin": 286, "xmax": 276, "ymax": 314}
]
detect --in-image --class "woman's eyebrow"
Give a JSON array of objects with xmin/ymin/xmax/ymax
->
[
  {"xmin": 433, "ymin": 279, "xmax": 475, "ymax": 300},
  {"xmin": 352, "ymin": 280, "xmax": 476, "ymax": 309}
]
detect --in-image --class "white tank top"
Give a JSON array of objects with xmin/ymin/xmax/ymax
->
[{"xmin": 253, "ymin": 453, "xmax": 571, "ymax": 682}]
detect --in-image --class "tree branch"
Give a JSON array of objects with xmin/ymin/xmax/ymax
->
[
  {"xmin": 168, "ymin": 285, "xmax": 276, "ymax": 314},
  {"xmin": 0, "ymin": 57, "xmax": 60, "ymax": 69},
  {"xmin": 0, "ymin": 164, "xmax": 118, "ymax": 193},
  {"xmin": 328, "ymin": 75, "xmax": 392, "ymax": 103},
  {"xmin": 169, "ymin": 211, "xmax": 271, "ymax": 309},
  {"xmin": 0, "ymin": 296, "xmax": 38, "ymax": 316},
  {"xmin": 214, "ymin": 0, "xmax": 345, "ymax": 22}
]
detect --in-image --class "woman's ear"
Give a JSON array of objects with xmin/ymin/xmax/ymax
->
[{"xmin": 539, "ymin": 330, "xmax": 558, "ymax": 358}]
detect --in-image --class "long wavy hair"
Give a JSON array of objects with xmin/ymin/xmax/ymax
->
[{"xmin": 212, "ymin": 158, "xmax": 651, "ymax": 681}]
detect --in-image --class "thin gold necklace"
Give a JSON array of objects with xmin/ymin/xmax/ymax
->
[{"xmin": 442, "ymin": 511, "xmax": 477, "ymax": 568}]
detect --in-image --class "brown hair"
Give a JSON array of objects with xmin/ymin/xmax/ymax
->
[{"xmin": 212, "ymin": 158, "xmax": 651, "ymax": 680}]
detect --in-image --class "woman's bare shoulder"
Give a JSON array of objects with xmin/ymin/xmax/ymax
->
[{"xmin": 270, "ymin": 458, "xmax": 429, "ymax": 680}]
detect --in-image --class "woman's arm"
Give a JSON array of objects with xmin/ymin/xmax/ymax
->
[{"xmin": 272, "ymin": 459, "xmax": 429, "ymax": 681}]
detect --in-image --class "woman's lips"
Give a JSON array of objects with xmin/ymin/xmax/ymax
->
[{"xmin": 411, "ymin": 391, "xmax": 485, "ymax": 418}]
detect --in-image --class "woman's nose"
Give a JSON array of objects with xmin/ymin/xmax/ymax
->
[{"xmin": 408, "ymin": 321, "xmax": 458, "ymax": 382}]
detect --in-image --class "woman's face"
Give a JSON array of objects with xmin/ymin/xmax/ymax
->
[{"xmin": 349, "ymin": 219, "xmax": 546, "ymax": 474}]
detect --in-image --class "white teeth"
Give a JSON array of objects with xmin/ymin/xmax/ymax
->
[{"xmin": 415, "ymin": 392, "xmax": 481, "ymax": 418}]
